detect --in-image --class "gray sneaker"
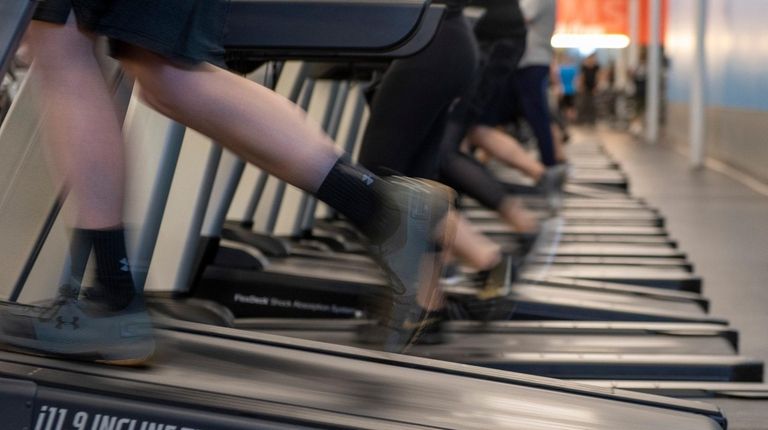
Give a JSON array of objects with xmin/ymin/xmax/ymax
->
[
  {"xmin": 537, "ymin": 164, "xmax": 568, "ymax": 212},
  {"xmin": 0, "ymin": 289, "xmax": 154, "ymax": 366},
  {"xmin": 367, "ymin": 177, "xmax": 455, "ymax": 352}
]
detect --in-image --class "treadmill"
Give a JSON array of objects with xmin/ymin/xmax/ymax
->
[
  {"xmin": 181, "ymin": 106, "xmax": 708, "ymax": 322},
  {"xmin": 127, "ymin": 2, "xmax": 763, "ymax": 383},
  {"xmin": 169, "ymin": 6, "xmax": 707, "ymax": 324},
  {"xmin": 0, "ymin": 319, "xmax": 733, "ymax": 430},
  {"xmin": 0, "ymin": 3, "xmax": 736, "ymax": 428}
]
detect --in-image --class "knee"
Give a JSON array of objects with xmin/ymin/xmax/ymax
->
[
  {"xmin": 122, "ymin": 56, "xmax": 178, "ymax": 115},
  {"xmin": 469, "ymin": 125, "xmax": 494, "ymax": 141},
  {"xmin": 467, "ymin": 125, "xmax": 498, "ymax": 148}
]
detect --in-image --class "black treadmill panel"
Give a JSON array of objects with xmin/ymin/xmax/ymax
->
[{"xmin": 225, "ymin": 0, "xmax": 426, "ymax": 51}]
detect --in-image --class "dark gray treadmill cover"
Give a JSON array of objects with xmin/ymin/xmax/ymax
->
[{"xmin": 225, "ymin": 0, "xmax": 427, "ymax": 50}]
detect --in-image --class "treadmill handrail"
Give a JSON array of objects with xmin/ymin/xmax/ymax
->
[
  {"xmin": 0, "ymin": 0, "xmax": 35, "ymax": 78},
  {"xmin": 224, "ymin": 0, "xmax": 445, "ymax": 60}
]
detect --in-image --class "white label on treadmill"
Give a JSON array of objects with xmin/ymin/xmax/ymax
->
[
  {"xmin": 34, "ymin": 405, "xmax": 201, "ymax": 430},
  {"xmin": 233, "ymin": 294, "xmax": 359, "ymax": 315}
]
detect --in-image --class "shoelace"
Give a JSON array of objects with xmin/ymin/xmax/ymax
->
[{"xmin": 37, "ymin": 296, "xmax": 76, "ymax": 323}]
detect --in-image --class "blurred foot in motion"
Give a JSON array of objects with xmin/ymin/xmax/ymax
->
[
  {"xmin": 365, "ymin": 177, "xmax": 455, "ymax": 351},
  {"xmin": 536, "ymin": 164, "xmax": 568, "ymax": 213},
  {"xmin": 347, "ymin": 177, "xmax": 455, "ymax": 350},
  {"xmin": 0, "ymin": 286, "xmax": 154, "ymax": 366},
  {"xmin": 449, "ymin": 212, "xmax": 502, "ymax": 271},
  {"xmin": 358, "ymin": 305, "xmax": 447, "ymax": 347}
]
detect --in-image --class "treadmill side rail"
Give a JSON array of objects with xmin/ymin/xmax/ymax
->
[
  {"xmin": 0, "ymin": 377, "xmax": 36, "ymax": 429},
  {"xmin": 30, "ymin": 384, "xmax": 323, "ymax": 430}
]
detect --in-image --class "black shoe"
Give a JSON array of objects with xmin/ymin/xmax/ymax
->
[
  {"xmin": 0, "ymin": 287, "xmax": 154, "ymax": 366},
  {"xmin": 367, "ymin": 177, "xmax": 455, "ymax": 351}
]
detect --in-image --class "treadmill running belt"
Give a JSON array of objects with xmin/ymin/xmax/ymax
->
[{"xmin": 0, "ymin": 327, "xmax": 725, "ymax": 429}]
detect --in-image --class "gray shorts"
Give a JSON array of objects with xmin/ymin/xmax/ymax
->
[{"xmin": 33, "ymin": 0, "xmax": 230, "ymax": 65}]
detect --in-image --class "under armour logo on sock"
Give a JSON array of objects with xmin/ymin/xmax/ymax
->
[
  {"xmin": 361, "ymin": 174, "xmax": 374, "ymax": 186},
  {"xmin": 55, "ymin": 316, "xmax": 80, "ymax": 330},
  {"xmin": 120, "ymin": 258, "xmax": 130, "ymax": 272}
]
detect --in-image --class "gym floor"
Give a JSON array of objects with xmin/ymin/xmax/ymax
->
[{"xmin": 596, "ymin": 127, "xmax": 768, "ymax": 430}]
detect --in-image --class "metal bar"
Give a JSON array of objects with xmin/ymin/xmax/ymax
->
[
  {"xmin": 201, "ymin": 150, "xmax": 246, "ymax": 237},
  {"xmin": 132, "ymin": 121, "xmax": 186, "ymax": 291},
  {"xmin": 627, "ymin": 0, "xmax": 640, "ymax": 71},
  {"xmin": 264, "ymin": 76, "xmax": 315, "ymax": 233},
  {"xmin": 9, "ymin": 192, "xmax": 66, "ymax": 301},
  {"xmin": 299, "ymin": 81, "xmax": 351, "ymax": 233},
  {"xmin": 689, "ymin": 0, "xmax": 707, "ymax": 168},
  {"xmin": 200, "ymin": 64, "xmax": 288, "ymax": 237},
  {"xmin": 242, "ymin": 172, "xmax": 268, "ymax": 223},
  {"xmin": 241, "ymin": 63, "xmax": 309, "ymax": 224},
  {"xmin": 291, "ymin": 80, "xmax": 342, "ymax": 235},
  {"xmin": 342, "ymin": 85, "xmax": 367, "ymax": 155},
  {"xmin": 644, "ymin": 0, "xmax": 662, "ymax": 143},
  {"xmin": 325, "ymin": 85, "xmax": 366, "ymax": 220},
  {"xmin": 171, "ymin": 144, "xmax": 223, "ymax": 293}
]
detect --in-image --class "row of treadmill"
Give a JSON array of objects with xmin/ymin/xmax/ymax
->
[{"xmin": 0, "ymin": 0, "xmax": 766, "ymax": 428}]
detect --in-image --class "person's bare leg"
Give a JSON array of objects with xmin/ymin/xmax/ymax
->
[
  {"xmin": 0, "ymin": 18, "xmax": 153, "ymax": 366},
  {"xmin": 450, "ymin": 213, "xmax": 501, "ymax": 271},
  {"xmin": 29, "ymin": 17, "xmax": 126, "ymax": 229},
  {"xmin": 121, "ymin": 48, "xmax": 460, "ymax": 348},
  {"xmin": 467, "ymin": 125, "xmax": 545, "ymax": 182},
  {"xmin": 551, "ymin": 124, "xmax": 567, "ymax": 164},
  {"xmin": 120, "ymin": 48, "xmax": 339, "ymax": 193},
  {"xmin": 499, "ymin": 197, "xmax": 538, "ymax": 233}
]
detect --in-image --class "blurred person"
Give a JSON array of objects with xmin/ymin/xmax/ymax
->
[
  {"xmin": 512, "ymin": 0, "xmax": 561, "ymax": 167},
  {"xmin": 629, "ymin": 49, "xmax": 648, "ymax": 134},
  {"xmin": 358, "ymin": 0, "xmax": 549, "ymax": 343},
  {"xmin": 460, "ymin": 0, "xmax": 567, "ymax": 211},
  {"xmin": 578, "ymin": 53, "xmax": 600, "ymax": 125},
  {"xmin": 0, "ymin": 0, "xmax": 455, "ymax": 362},
  {"xmin": 557, "ymin": 55, "xmax": 578, "ymax": 122},
  {"xmin": 359, "ymin": 0, "xmax": 540, "ymax": 239},
  {"xmin": 357, "ymin": 0, "xmax": 507, "ymax": 276}
]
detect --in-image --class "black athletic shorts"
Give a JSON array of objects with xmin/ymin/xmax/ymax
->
[
  {"xmin": 470, "ymin": 38, "xmax": 526, "ymax": 127},
  {"xmin": 32, "ymin": 0, "xmax": 230, "ymax": 65}
]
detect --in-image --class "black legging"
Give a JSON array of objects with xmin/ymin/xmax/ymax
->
[
  {"xmin": 358, "ymin": 11, "xmax": 516, "ymax": 212},
  {"xmin": 357, "ymin": 11, "xmax": 477, "ymax": 179},
  {"xmin": 436, "ymin": 31, "xmax": 529, "ymax": 209},
  {"xmin": 438, "ymin": 118, "xmax": 509, "ymax": 209}
]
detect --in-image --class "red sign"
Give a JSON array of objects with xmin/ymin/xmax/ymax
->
[
  {"xmin": 556, "ymin": 0, "xmax": 667, "ymax": 44},
  {"xmin": 557, "ymin": 0, "xmax": 630, "ymax": 35}
]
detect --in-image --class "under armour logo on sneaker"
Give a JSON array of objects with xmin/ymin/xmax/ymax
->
[
  {"xmin": 361, "ymin": 174, "xmax": 374, "ymax": 186},
  {"xmin": 55, "ymin": 316, "xmax": 80, "ymax": 330},
  {"xmin": 120, "ymin": 258, "xmax": 130, "ymax": 272}
]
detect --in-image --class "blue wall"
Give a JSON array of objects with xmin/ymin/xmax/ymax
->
[{"xmin": 666, "ymin": 0, "xmax": 768, "ymax": 111}]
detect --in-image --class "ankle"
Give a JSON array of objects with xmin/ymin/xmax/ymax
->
[{"xmin": 499, "ymin": 198, "xmax": 538, "ymax": 233}]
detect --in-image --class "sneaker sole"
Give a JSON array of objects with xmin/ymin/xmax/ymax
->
[{"xmin": 0, "ymin": 337, "xmax": 155, "ymax": 367}]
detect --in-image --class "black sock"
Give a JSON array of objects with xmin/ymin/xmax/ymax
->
[
  {"xmin": 72, "ymin": 227, "xmax": 136, "ymax": 310},
  {"xmin": 314, "ymin": 157, "xmax": 397, "ymax": 243}
]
